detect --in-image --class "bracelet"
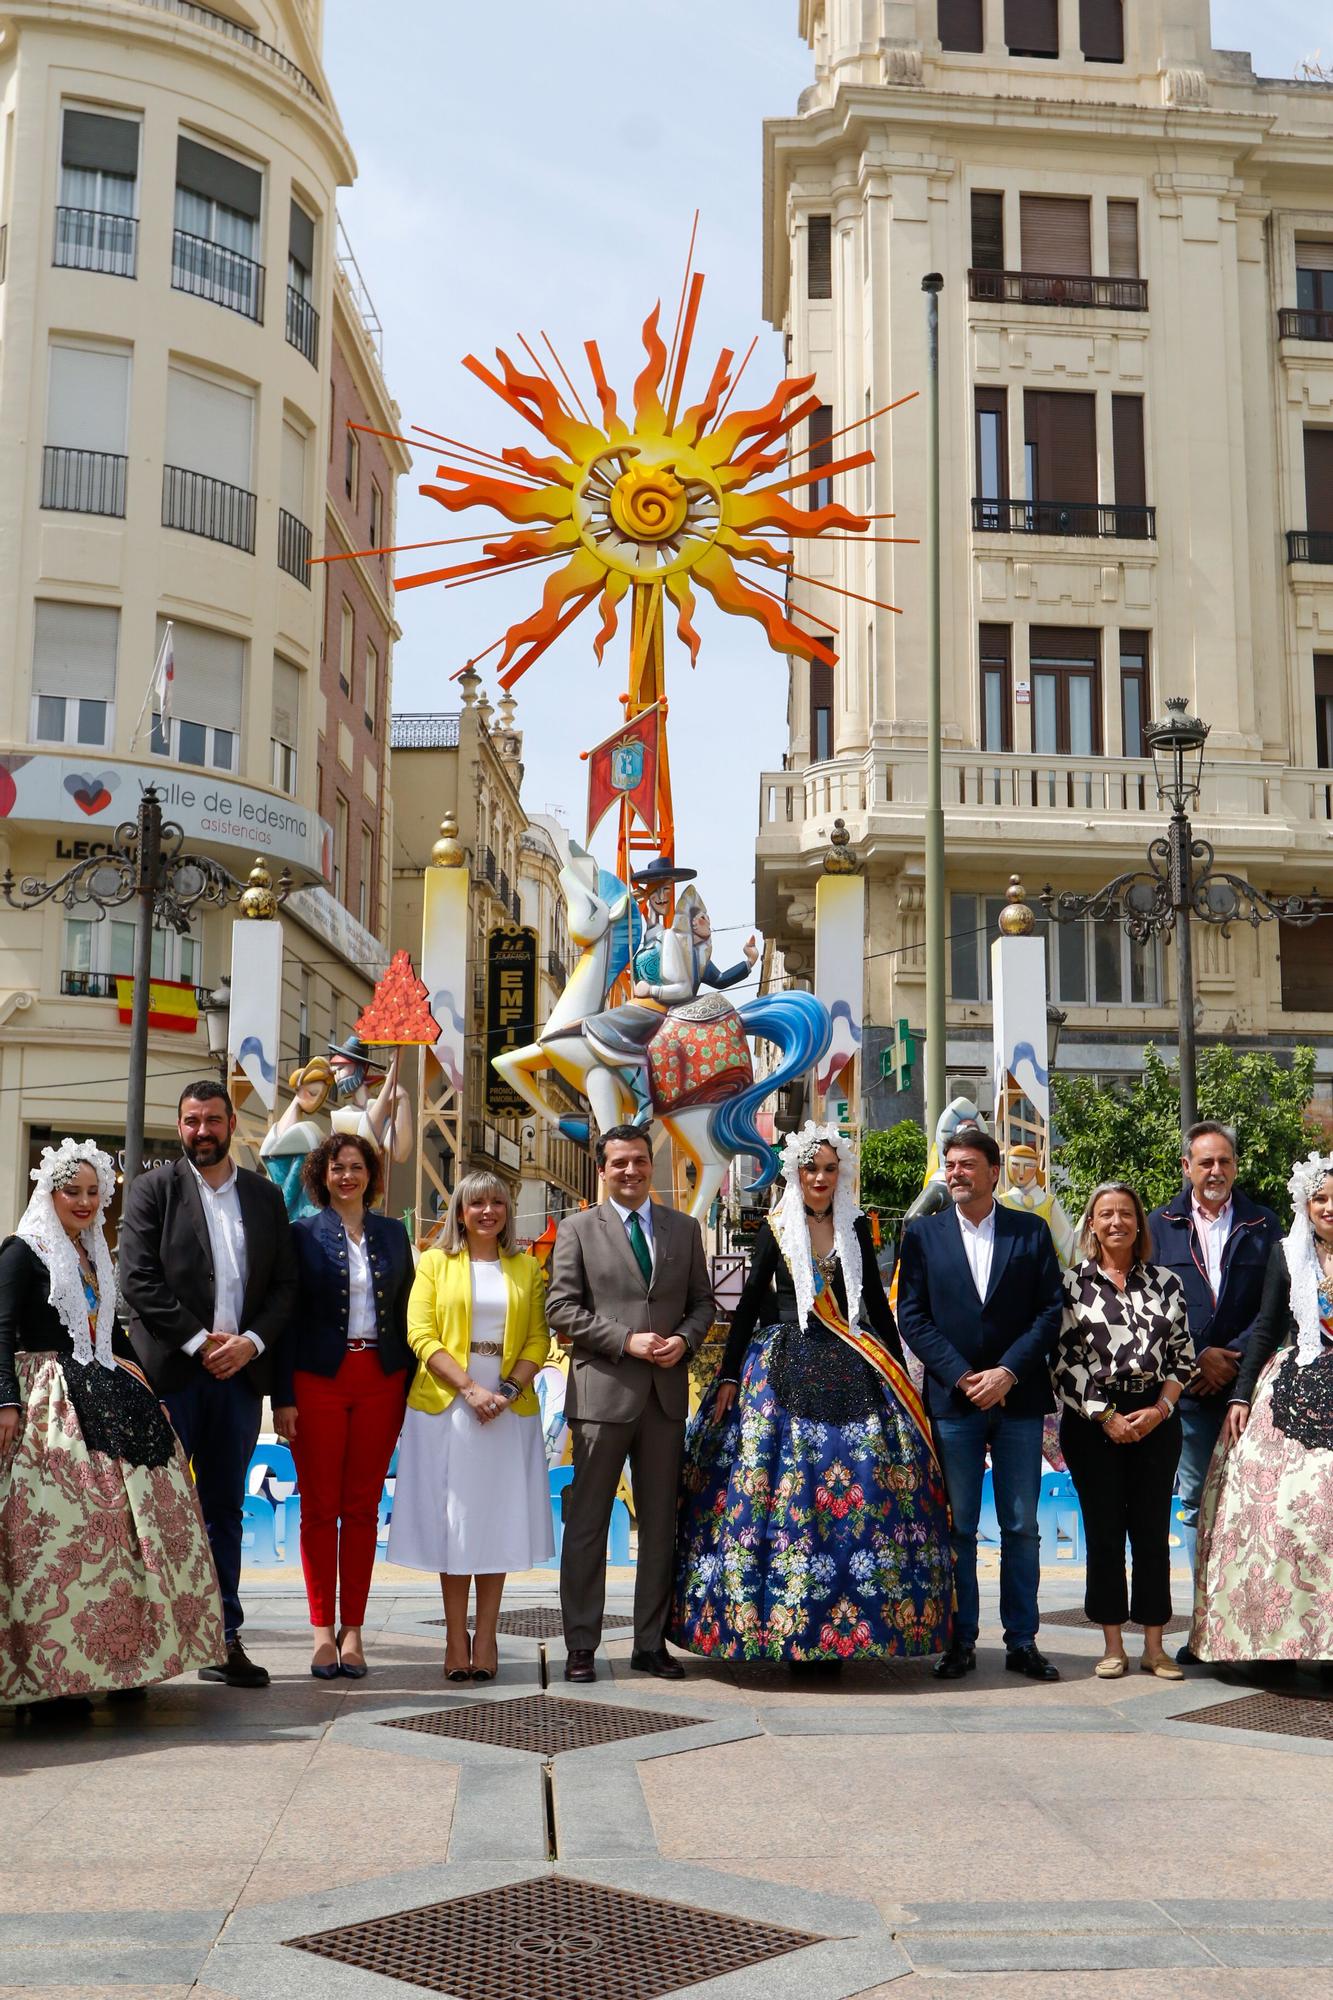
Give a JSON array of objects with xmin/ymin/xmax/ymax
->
[{"xmin": 1156, "ymin": 1398, "xmax": 1173, "ymax": 1421}]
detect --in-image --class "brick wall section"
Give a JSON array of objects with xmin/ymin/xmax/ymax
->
[{"xmin": 321, "ymin": 322, "xmax": 395, "ymax": 937}]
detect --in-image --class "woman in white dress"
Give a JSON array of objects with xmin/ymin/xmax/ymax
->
[{"xmin": 387, "ymin": 1172, "xmax": 553, "ymax": 1679}]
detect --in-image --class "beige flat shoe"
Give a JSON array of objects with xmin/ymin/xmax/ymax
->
[
  {"xmin": 1140, "ymin": 1654, "xmax": 1185, "ymax": 1681},
  {"xmin": 1094, "ymin": 1655, "xmax": 1128, "ymax": 1679}
]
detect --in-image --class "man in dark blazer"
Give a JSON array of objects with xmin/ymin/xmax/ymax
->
[
  {"xmin": 119, "ymin": 1079, "xmax": 297, "ymax": 1687},
  {"xmin": 1148, "ymin": 1120, "xmax": 1281, "ymax": 1657},
  {"xmin": 897, "ymin": 1126, "xmax": 1064, "ymax": 1683},
  {"xmin": 546, "ymin": 1123, "xmax": 715, "ymax": 1683}
]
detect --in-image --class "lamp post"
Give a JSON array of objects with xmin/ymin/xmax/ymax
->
[
  {"xmin": 1040, "ymin": 698, "xmax": 1323, "ymax": 1139},
  {"xmin": 2, "ymin": 785, "xmax": 291, "ymax": 1193},
  {"xmin": 200, "ymin": 975, "xmax": 233, "ymax": 1080},
  {"xmin": 922, "ymin": 271, "xmax": 946, "ymax": 1140}
]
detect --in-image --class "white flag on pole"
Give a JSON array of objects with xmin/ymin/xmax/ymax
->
[{"xmin": 132, "ymin": 622, "xmax": 174, "ymax": 750}]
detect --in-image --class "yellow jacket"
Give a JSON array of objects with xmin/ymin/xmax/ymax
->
[{"xmin": 405, "ymin": 1247, "xmax": 550, "ymax": 1416}]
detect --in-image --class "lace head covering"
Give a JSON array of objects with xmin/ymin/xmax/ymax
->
[
  {"xmin": 14, "ymin": 1137, "xmax": 118, "ymax": 1371},
  {"xmin": 1282, "ymin": 1150, "xmax": 1333, "ymax": 1368},
  {"xmin": 769, "ymin": 1120, "xmax": 862, "ymax": 1333}
]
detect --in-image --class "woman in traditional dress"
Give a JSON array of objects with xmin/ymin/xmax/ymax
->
[
  {"xmin": 1191, "ymin": 1150, "xmax": 1333, "ymax": 1665},
  {"xmin": 0, "ymin": 1138, "xmax": 225, "ymax": 1712},
  {"xmin": 387, "ymin": 1171, "xmax": 553, "ymax": 1680},
  {"xmin": 671, "ymin": 1123, "xmax": 952, "ymax": 1665}
]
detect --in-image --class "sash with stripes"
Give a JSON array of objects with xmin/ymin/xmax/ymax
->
[{"xmin": 808, "ymin": 1271, "xmax": 938, "ymax": 1467}]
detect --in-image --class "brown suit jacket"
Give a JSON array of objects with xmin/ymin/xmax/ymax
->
[{"xmin": 546, "ymin": 1201, "xmax": 715, "ymax": 1424}]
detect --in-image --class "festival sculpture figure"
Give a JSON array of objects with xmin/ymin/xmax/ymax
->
[
  {"xmin": 999, "ymin": 1143, "xmax": 1078, "ymax": 1267},
  {"xmin": 260, "ymin": 1037, "xmax": 414, "ymax": 1221},
  {"xmin": 492, "ymin": 843, "xmax": 828, "ymax": 1221}
]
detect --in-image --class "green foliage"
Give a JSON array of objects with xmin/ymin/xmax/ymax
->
[
  {"xmin": 1050, "ymin": 1044, "xmax": 1320, "ymax": 1226},
  {"xmin": 861, "ymin": 1120, "xmax": 929, "ymax": 1215}
]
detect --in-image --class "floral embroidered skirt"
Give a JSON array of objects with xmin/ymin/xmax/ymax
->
[
  {"xmin": 0, "ymin": 1352, "xmax": 226, "ymax": 1703},
  {"xmin": 1191, "ymin": 1350, "xmax": 1333, "ymax": 1662},
  {"xmin": 669, "ymin": 1320, "xmax": 954, "ymax": 1662}
]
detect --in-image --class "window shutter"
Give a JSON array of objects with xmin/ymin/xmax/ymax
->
[
  {"xmin": 1079, "ymin": 0, "xmax": 1124, "ymax": 62},
  {"xmin": 1296, "ymin": 240, "xmax": 1333, "ymax": 273},
  {"xmin": 1111, "ymin": 396, "xmax": 1146, "ymax": 507},
  {"xmin": 288, "ymin": 199, "xmax": 315, "ymax": 272},
  {"xmin": 33, "ymin": 602, "xmax": 118, "ymax": 699},
  {"xmin": 166, "ymin": 366, "xmax": 253, "ymax": 489},
  {"xmin": 62, "ymin": 109, "xmax": 138, "ymax": 176},
  {"xmin": 176, "ymin": 137, "xmax": 262, "ymax": 219},
  {"xmin": 939, "ymin": 0, "xmax": 983, "ymax": 52},
  {"xmin": 1280, "ymin": 922, "xmax": 1333, "ymax": 1013},
  {"xmin": 807, "ymin": 215, "xmax": 832, "ymax": 300},
  {"xmin": 809, "ymin": 660, "xmax": 833, "ymax": 761},
  {"xmin": 272, "ymin": 658, "xmax": 300, "ymax": 747},
  {"xmin": 46, "ymin": 343, "xmax": 130, "ymax": 455},
  {"xmin": 1315, "ymin": 655, "xmax": 1333, "ymax": 767},
  {"xmin": 1107, "ymin": 200, "xmax": 1139, "ymax": 278},
  {"xmin": 280, "ymin": 419, "xmax": 307, "ymax": 517},
  {"xmin": 1024, "ymin": 391, "xmax": 1097, "ymax": 504},
  {"xmin": 1005, "ymin": 0, "xmax": 1058, "ymax": 56},
  {"xmin": 157, "ymin": 618, "xmax": 243, "ymax": 732},
  {"xmin": 975, "ymin": 387, "xmax": 1008, "ymax": 499},
  {"xmin": 971, "ymin": 192, "xmax": 1005, "ymax": 270},
  {"xmin": 1020, "ymin": 196, "xmax": 1092, "ymax": 275},
  {"xmin": 1029, "ymin": 626, "xmax": 1099, "ymax": 665},
  {"xmin": 1305, "ymin": 429, "xmax": 1333, "ymax": 534}
]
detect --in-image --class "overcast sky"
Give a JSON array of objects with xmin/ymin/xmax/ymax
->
[{"xmin": 322, "ymin": 2, "xmax": 1324, "ymax": 949}]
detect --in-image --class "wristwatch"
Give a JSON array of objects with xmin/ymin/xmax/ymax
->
[{"xmin": 496, "ymin": 1377, "xmax": 521, "ymax": 1403}]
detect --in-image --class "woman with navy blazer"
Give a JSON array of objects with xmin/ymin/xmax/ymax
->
[{"xmin": 272, "ymin": 1132, "xmax": 414, "ymax": 1679}]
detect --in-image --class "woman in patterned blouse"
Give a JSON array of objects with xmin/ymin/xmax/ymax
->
[{"xmin": 1054, "ymin": 1182, "xmax": 1193, "ymax": 1681}]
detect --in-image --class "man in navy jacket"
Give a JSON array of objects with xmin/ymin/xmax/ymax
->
[
  {"xmin": 1147, "ymin": 1122, "xmax": 1281, "ymax": 1621},
  {"xmin": 897, "ymin": 1127, "xmax": 1064, "ymax": 1682}
]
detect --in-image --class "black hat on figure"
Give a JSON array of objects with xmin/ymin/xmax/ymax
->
[{"xmin": 631, "ymin": 856, "xmax": 697, "ymax": 892}]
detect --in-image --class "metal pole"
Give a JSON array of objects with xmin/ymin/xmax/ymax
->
[
  {"xmin": 122, "ymin": 788, "xmax": 162, "ymax": 1197},
  {"xmin": 1168, "ymin": 806, "xmax": 1198, "ymax": 1138},
  {"xmin": 922, "ymin": 273, "xmax": 946, "ymax": 1140}
]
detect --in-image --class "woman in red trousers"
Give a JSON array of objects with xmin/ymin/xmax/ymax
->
[{"xmin": 273, "ymin": 1134, "xmax": 414, "ymax": 1678}]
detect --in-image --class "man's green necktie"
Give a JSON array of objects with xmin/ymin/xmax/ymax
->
[{"xmin": 627, "ymin": 1210, "xmax": 653, "ymax": 1286}]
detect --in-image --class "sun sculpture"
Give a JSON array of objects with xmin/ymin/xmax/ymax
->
[{"xmin": 324, "ymin": 228, "xmax": 913, "ymax": 885}]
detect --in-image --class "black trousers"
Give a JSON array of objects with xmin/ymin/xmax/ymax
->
[{"xmin": 1060, "ymin": 1389, "xmax": 1182, "ymax": 1629}]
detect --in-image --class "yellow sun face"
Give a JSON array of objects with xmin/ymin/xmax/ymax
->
[{"xmin": 578, "ymin": 446, "xmax": 720, "ymax": 578}]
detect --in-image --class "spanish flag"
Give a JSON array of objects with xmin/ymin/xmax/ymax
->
[{"xmin": 114, "ymin": 977, "xmax": 200, "ymax": 1034}]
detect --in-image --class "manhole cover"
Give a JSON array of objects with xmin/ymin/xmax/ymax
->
[
  {"xmin": 1043, "ymin": 1609, "xmax": 1190, "ymax": 1635},
  {"xmin": 379, "ymin": 1692, "xmax": 703, "ymax": 1756},
  {"xmin": 285, "ymin": 1874, "xmax": 826, "ymax": 1999},
  {"xmin": 1171, "ymin": 1690, "xmax": 1333, "ymax": 1740},
  {"xmin": 423, "ymin": 1608, "xmax": 635, "ymax": 1637}
]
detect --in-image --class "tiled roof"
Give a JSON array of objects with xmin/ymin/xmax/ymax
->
[{"xmin": 390, "ymin": 713, "xmax": 460, "ymax": 749}]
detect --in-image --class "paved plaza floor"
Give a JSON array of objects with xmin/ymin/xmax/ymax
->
[{"xmin": 3, "ymin": 1559, "xmax": 1332, "ymax": 1999}]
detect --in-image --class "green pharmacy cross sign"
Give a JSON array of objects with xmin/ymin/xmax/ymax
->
[{"xmin": 880, "ymin": 1019, "xmax": 917, "ymax": 1094}]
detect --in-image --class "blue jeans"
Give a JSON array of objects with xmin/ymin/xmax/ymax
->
[
  {"xmin": 165, "ymin": 1371, "xmax": 262, "ymax": 1644},
  {"xmin": 932, "ymin": 1405, "xmax": 1045, "ymax": 1652},
  {"xmin": 1175, "ymin": 1394, "xmax": 1228, "ymax": 1538}
]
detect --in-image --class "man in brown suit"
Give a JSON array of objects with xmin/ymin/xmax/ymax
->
[{"xmin": 546, "ymin": 1124, "xmax": 715, "ymax": 1682}]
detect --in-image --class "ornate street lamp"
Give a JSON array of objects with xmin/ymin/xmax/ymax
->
[
  {"xmin": 2, "ymin": 785, "xmax": 291, "ymax": 1191},
  {"xmin": 200, "ymin": 975, "xmax": 233, "ymax": 1079},
  {"xmin": 1040, "ymin": 698, "xmax": 1325, "ymax": 1138}
]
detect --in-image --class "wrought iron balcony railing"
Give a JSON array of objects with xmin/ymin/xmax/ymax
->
[
  {"xmin": 1278, "ymin": 308, "xmax": 1333, "ymax": 342},
  {"xmin": 1287, "ymin": 530, "xmax": 1333, "ymax": 565},
  {"xmin": 54, "ymin": 206, "xmax": 137, "ymax": 278},
  {"xmin": 162, "ymin": 464, "xmax": 256, "ymax": 553},
  {"xmin": 171, "ymin": 228, "xmax": 264, "ymax": 321},
  {"xmin": 968, "ymin": 268, "xmax": 1148, "ymax": 311},
  {"xmin": 285, "ymin": 284, "xmax": 319, "ymax": 363},
  {"xmin": 42, "ymin": 446, "xmax": 128, "ymax": 518},
  {"xmin": 972, "ymin": 497, "xmax": 1155, "ymax": 540},
  {"xmin": 277, "ymin": 508, "xmax": 311, "ymax": 583}
]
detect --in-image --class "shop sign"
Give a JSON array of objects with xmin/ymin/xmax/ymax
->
[{"xmin": 485, "ymin": 925, "xmax": 537, "ymax": 1115}]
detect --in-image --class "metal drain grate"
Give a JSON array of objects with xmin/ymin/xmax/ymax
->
[
  {"xmin": 1171, "ymin": 1690, "xmax": 1333, "ymax": 1740},
  {"xmin": 423, "ymin": 1607, "xmax": 634, "ymax": 1637},
  {"xmin": 379, "ymin": 1692, "xmax": 703, "ymax": 1756},
  {"xmin": 1043, "ymin": 1609, "xmax": 1190, "ymax": 1635},
  {"xmin": 285, "ymin": 1873, "xmax": 827, "ymax": 1999}
]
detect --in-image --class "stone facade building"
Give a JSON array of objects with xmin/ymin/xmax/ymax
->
[{"xmin": 757, "ymin": 0, "xmax": 1333, "ymax": 1129}]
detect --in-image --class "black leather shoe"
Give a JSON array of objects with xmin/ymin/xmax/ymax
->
[
  {"xmin": 630, "ymin": 1647, "xmax": 686, "ymax": 1679},
  {"xmin": 932, "ymin": 1643, "xmax": 977, "ymax": 1681},
  {"xmin": 1005, "ymin": 1644, "xmax": 1060, "ymax": 1682},
  {"xmin": 199, "ymin": 1639, "xmax": 270, "ymax": 1689},
  {"xmin": 1175, "ymin": 1643, "xmax": 1201, "ymax": 1666},
  {"xmin": 564, "ymin": 1648, "xmax": 596, "ymax": 1683}
]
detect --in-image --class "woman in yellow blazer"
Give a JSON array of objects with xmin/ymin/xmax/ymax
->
[{"xmin": 387, "ymin": 1171, "xmax": 553, "ymax": 1679}]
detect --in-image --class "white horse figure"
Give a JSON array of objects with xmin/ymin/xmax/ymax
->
[{"xmin": 493, "ymin": 846, "xmax": 830, "ymax": 1222}]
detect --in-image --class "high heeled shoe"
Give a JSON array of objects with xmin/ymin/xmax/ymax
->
[{"xmin": 336, "ymin": 1628, "xmax": 368, "ymax": 1680}]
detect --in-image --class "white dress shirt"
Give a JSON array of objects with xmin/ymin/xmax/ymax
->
[
  {"xmin": 1192, "ymin": 1196, "xmax": 1234, "ymax": 1301},
  {"xmin": 346, "ymin": 1229, "xmax": 375, "ymax": 1343},
  {"xmin": 956, "ymin": 1202, "xmax": 996, "ymax": 1302},
  {"xmin": 181, "ymin": 1163, "xmax": 262, "ymax": 1357},
  {"xmin": 609, "ymin": 1197, "xmax": 655, "ymax": 1270}
]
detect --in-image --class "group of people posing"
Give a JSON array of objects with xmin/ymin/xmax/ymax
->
[{"xmin": 1, "ymin": 1086, "xmax": 1330, "ymax": 1710}]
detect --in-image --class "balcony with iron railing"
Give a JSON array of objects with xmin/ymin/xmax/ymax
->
[
  {"xmin": 1287, "ymin": 530, "xmax": 1333, "ymax": 565},
  {"xmin": 54, "ymin": 206, "xmax": 137, "ymax": 278},
  {"xmin": 968, "ymin": 269, "xmax": 1148, "ymax": 311},
  {"xmin": 278, "ymin": 508, "xmax": 311, "ymax": 583},
  {"xmin": 973, "ymin": 498, "xmax": 1155, "ymax": 541},
  {"xmin": 162, "ymin": 464, "xmax": 256, "ymax": 553},
  {"xmin": 285, "ymin": 284, "xmax": 319, "ymax": 363},
  {"xmin": 171, "ymin": 228, "xmax": 264, "ymax": 321},
  {"xmin": 545, "ymin": 950, "xmax": 570, "ymax": 985},
  {"xmin": 1278, "ymin": 308, "xmax": 1333, "ymax": 343},
  {"xmin": 132, "ymin": 0, "xmax": 322, "ymax": 100},
  {"xmin": 42, "ymin": 446, "xmax": 127, "ymax": 519},
  {"xmin": 61, "ymin": 970, "xmax": 211, "ymax": 1004}
]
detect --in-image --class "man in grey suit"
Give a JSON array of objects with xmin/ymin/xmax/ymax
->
[{"xmin": 546, "ymin": 1124, "xmax": 716, "ymax": 1682}]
